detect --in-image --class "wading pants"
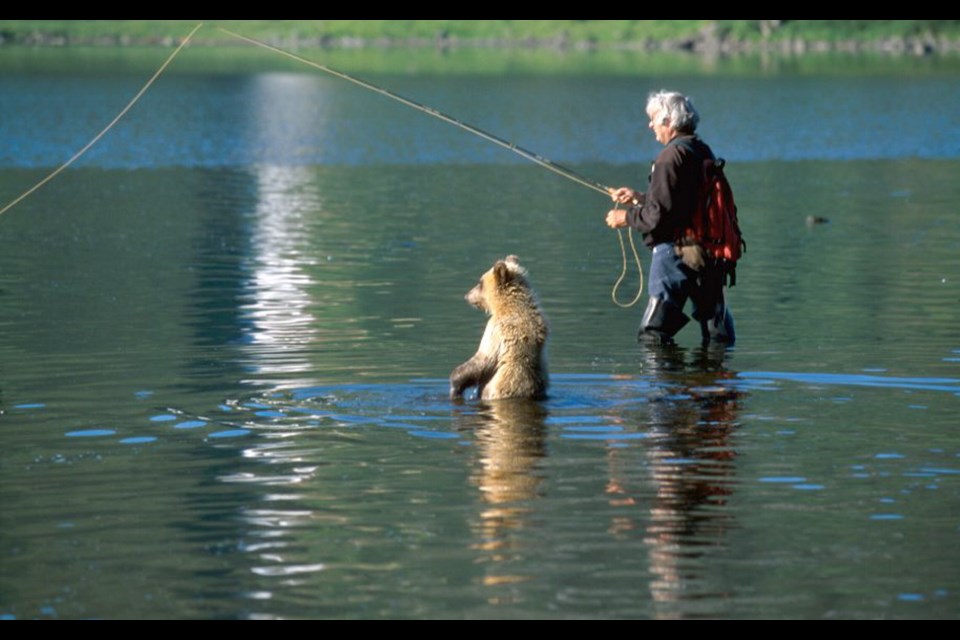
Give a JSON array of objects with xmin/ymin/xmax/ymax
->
[{"xmin": 641, "ymin": 242, "xmax": 735, "ymax": 345}]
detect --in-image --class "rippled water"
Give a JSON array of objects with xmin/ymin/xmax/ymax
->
[{"xmin": 1, "ymin": 49, "xmax": 959, "ymax": 619}]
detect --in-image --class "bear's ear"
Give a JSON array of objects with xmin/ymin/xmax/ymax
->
[
  {"xmin": 500, "ymin": 255, "xmax": 527, "ymax": 279},
  {"xmin": 492, "ymin": 260, "xmax": 514, "ymax": 285}
]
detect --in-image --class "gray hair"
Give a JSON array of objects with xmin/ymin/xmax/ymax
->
[{"xmin": 646, "ymin": 90, "xmax": 700, "ymax": 133}]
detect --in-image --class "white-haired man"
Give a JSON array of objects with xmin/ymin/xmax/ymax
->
[{"xmin": 606, "ymin": 90, "xmax": 735, "ymax": 346}]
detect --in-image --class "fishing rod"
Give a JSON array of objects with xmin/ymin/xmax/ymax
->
[
  {"xmin": 217, "ymin": 27, "xmax": 614, "ymax": 198},
  {"xmin": 0, "ymin": 24, "xmax": 642, "ymax": 306},
  {"xmin": 218, "ymin": 27, "xmax": 644, "ymax": 307}
]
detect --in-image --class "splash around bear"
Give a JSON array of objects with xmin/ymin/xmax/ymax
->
[{"xmin": 450, "ymin": 255, "xmax": 549, "ymax": 401}]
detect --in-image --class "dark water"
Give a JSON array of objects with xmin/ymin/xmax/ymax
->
[{"xmin": 1, "ymin": 49, "xmax": 959, "ymax": 619}]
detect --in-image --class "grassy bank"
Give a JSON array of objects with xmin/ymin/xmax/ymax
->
[{"xmin": 2, "ymin": 20, "xmax": 960, "ymax": 54}]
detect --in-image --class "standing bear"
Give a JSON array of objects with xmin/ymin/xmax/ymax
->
[{"xmin": 450, "ymin": 255, "xmax": 549, "ymax": 401}]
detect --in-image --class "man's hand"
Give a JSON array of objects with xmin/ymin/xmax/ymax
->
[
  {"xmin": 608, "ymin": 187, "xmax": 641, "ymax": 205},
  {"xmin": 606, "ymin": 209, "xmax": 628, "ymax": 229}
]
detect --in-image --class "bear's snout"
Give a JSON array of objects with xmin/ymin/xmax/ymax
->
[{"xmin": 465, "ymin": 285, "xmax": 485, "ymax": 310}]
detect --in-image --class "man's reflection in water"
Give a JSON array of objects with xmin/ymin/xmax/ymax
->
[{"xmin": 606, "ymin": 344, "xmax": 743, "ymax": 618}]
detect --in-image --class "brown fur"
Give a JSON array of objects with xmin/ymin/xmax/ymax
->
[{"xmin": 450, "ymin": 255, "xmax": 549, "ymax": 401}]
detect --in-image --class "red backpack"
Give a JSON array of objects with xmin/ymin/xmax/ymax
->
[{"xmin": 675, "ymin": 140, "xmax": 746, "ymax": 286}]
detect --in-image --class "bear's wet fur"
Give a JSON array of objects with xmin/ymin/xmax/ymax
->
[{"xmin": 450, "ymin": 255, "xmax": 549, "ymax": 401}]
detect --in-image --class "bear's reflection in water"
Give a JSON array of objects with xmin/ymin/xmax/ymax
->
[{"xmin": 454, "ymin": 398, "xmax": 548, "ymax": 589}]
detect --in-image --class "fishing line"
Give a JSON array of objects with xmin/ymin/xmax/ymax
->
[
  {"xmin": 218, "ymin": 26, "xmax": 646, "ymax": 306},
  {"xmin": 611, "ymin": 228, "xmax": 644, "ymax": 308},
  {"xmin": 217, "ymin": 27, "xmax": 614, "ymax": 198},
  {"xmin": 0, "ymin": 22, "xmax": 204, "ymax": 219},
  {"xmin": 0, "ymin": 23, "xmax": 644, "ymax": 307}
]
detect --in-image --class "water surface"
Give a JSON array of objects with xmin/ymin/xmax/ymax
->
[{"xmin": 0, "ymin": 48, "xmax": 958, "ymax": 619}]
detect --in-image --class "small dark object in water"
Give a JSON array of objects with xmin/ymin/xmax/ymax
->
[{"xmin": 806, "ymin": 215, "xmax": 830, "ymax": 226}]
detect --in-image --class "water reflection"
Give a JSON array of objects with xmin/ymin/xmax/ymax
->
[
  {"xmin": 606, "ymin": 345, "xmax": 742, "ymax": 618},
  {"xmin": 442, "ymin": 345, "xmax": 744, "ymax": 616},
  {"xmin": 239, "ymin": 164, "xmax": 321, "ymax": 388},
  {"xmin": 218, "ymin": 406, "xmax": 328, "ymax": 602},
  {"xmin": 455, "ymin": 400, "xmax": 549, "ymax": 590}
]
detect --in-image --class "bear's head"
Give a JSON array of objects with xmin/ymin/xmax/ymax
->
[{"xmin": 465, "ymin": 255, "xmax": 530, "ymax": 313}]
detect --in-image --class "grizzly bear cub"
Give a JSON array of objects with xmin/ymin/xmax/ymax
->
[{"xmin": 450, "ymin": 255, "xmax": 549, "ymax": 401}]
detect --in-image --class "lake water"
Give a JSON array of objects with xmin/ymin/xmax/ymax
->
[{"xmin": 1, "ymin": 46, "xmax": 959, "ymax": 619}]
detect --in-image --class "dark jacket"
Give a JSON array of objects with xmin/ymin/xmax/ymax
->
[{"xmin": 626, "ymin": 134, "xmax": 714, "ymax": 248}]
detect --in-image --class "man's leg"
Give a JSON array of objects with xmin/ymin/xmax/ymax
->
[{"xmin": 640, "ymin": 243, "xmax": 692, "ymax": 344}]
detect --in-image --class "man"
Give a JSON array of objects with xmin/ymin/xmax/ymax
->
[{"xmin": 605, "ymin": 90, "xmax": 735, "ymax": 346}]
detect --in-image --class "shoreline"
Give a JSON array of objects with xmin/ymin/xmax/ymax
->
[
  {"xmin": 2, "ymin": 22, "xmax": 959, "ymax": 57},
  {"xmin": 4, "ymin": 35, "xmax": 958, "ymax": 57}
]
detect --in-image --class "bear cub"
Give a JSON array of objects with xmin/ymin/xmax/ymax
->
[{"xmin": 450, "ymin": 255, "xmax": 549, "ymax": 401}]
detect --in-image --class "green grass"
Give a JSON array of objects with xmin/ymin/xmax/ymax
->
[{"xmin": 2, "ymin": 20, "xmax": 959, "ymax": 47}]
